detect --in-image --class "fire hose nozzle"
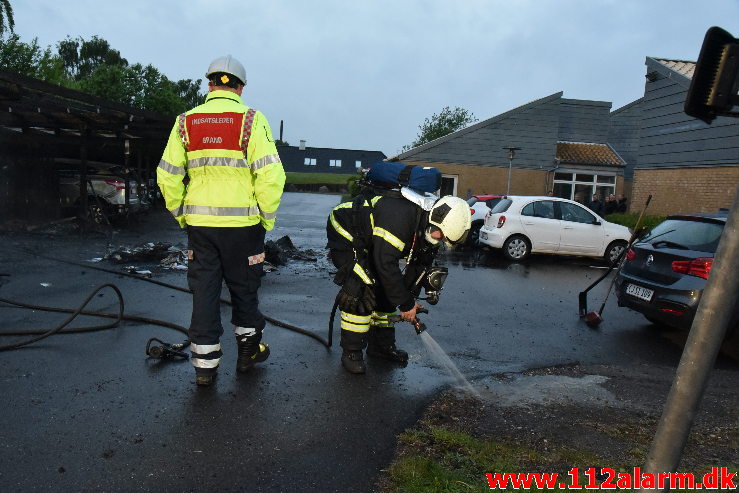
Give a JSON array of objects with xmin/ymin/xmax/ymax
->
[
  {"xmin": 146, "ymin": 338, "xmax": 190, "ymax": 360},
  {"xmin": 413, "ymin": 319, "xmax": 427, "ymax": 335},
  {"xmin": 388, "ymin": 314, "xmax": 427, "ymax": 335}
]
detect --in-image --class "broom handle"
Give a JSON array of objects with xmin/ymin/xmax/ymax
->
[
  {"xmin": 598, "ymin": 194, "xmax": 653, "ymax": 315},
  {"xmin": 627, "ymin": 194, "xmax": 653, "ymax": 249}
]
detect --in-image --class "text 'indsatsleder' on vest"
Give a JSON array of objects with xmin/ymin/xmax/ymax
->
[{"xmin": 191, "ymin": 117, "xmax": 234, "ymax": 125}]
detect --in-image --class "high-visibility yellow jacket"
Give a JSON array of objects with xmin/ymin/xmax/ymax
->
[{"xmin": 157, "ymin": 90, "xmax": 286, "ymax": 229}]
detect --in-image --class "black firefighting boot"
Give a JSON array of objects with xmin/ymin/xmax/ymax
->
[
  {"xmin": 340, "ymin": 328, "xmax": 366, "ymax": 374},
  {"xmin": 367, "ymin": 325, "xmax": 408, "ymax": 365},
  {"xmin": 195, "ymin": 371, "xmax": 216, "ymax": 387},
  {"xmin": 236, "ymin": 333, "xmax": 271, "ymax": 373},
  {"xmin": 367, "ymin": 344, "xmax": 409, "ymax": 365},
  {"xmin": 341, "ymin": 349, "xmax": 366, "ymax": 374}
]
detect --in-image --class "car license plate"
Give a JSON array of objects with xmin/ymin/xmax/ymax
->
[{"xmin": 626, "ymin": 283, "xmax": 654, "ymax": 302}]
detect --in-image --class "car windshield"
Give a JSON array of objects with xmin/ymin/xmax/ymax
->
[
  {"xmin": 490, "ymin": 199, "xmax": 512, "ymax": 214},
  {"xmin": 466, "ymin": 197, "xmax": 478, "ymax": 206},
  {"xmin": 641, "ymin": 218, "xmax": 724, "ymax": 253}
]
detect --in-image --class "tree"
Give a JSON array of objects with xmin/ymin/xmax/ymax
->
[
  {"xmin": 174, "ymin": 78, "xmax": 205, "ymax": 109},
  {"xmin": 57, "ymin": 35, "xmax": 127, "ymax": 80},
  {"xmin": 3, "ymin": 31, "xmax": 205, "ymax": 117},
  {"xmin": 0, "ymin": 0, "xmax": 13, "ymax": 37},
  {"xmin": 0, "ymin": 34, "xmax": 64, "ymax": 83},
  {"xmin": 403, "ymin": 106, "xmax": 477, "ymax": 152}
]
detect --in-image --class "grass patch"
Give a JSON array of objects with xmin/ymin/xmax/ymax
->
[
  {"xmin": 285, "ymin": 172, "xmax": 357, "ymax": 185},
  {"xmin": 603, "ymin": 213, "xmax": 665, "ymax": 233},
  {"xmin": 386, "ymin": 426, "xmax": 594, "ymax": 492}
]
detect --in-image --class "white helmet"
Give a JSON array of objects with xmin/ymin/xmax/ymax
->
[
  {"xmin": 427, "ymin": 196, "xmax": 472, "ymax": 245},
  {"xmin": 205, "ymin": 55, "xmax": 247, "ymax": 86}
]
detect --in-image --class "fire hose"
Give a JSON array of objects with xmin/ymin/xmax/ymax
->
[{"xmin": 0, "ymin": 250, "xmax": 331, "ymax": 355}]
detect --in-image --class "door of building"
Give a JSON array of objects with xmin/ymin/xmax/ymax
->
[{"xmin": 440, "ymin": 175, "xmax": 457, "ymax": 196}]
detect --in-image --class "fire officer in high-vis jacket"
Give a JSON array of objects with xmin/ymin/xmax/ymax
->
[
  {"xmin": 157, "ymin": 55, "xmax": 286, "ymax": 386},
  {"xmin": 327, "ymin": 191, "xmax": 471, "ymax": 374}
]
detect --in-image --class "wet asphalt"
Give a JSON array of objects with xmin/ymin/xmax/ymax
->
[{"xmin": 0, "ymin": 192, "xmax": 735, "ymax": 492}]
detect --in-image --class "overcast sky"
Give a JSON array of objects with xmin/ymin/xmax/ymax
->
[{"xmin": 10, "ymin": 0, "xmax": 739, "ymax": 156}]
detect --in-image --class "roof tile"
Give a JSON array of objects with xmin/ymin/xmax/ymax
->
[
  {"xmin": 654, "ymin": 58, "xmax": 696, "ymax": 79},
  {"xmin": 556, "ymin": 142, "xmax": 625, "ymax": 166}
]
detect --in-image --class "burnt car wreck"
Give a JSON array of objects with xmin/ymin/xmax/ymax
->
[{"xmin": 0, "ymin": 69, "xmax": 170, "ymax": 231}]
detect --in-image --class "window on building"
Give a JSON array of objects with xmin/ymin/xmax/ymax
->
[
  {"xmin": 304, "ymin": 157, "xmax": 317, "ymax": 166},
  {"xmin": 355, "ymin": 160, "xmax": 362, "ymax": 168},
  {"xmin": 329, "ymin": 159, "xmax": 342, "ymax": 167},
  {"xmin": 553, "ymin": 172, "xmax": 615, "ymax": 201}
]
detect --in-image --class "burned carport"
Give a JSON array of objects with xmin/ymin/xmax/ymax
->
[{"xmin": 0, "ymin": 69, "xmax": 172, "ymax": 230}]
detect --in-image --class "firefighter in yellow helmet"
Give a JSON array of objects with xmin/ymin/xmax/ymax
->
[
  {"xmin": 157, "ymin": 55, "xmax": 286, "ymax": 386},
  {"xmin": 327, "ymin": 191, "xmax": 471, "ymax": 374}
]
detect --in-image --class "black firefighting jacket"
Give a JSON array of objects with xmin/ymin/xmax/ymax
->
[{"xmin": 327, "ymin": 194, "xmax": 433, "ymax": 312}]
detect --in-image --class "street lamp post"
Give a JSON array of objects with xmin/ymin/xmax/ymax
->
[{"xmin": 502, "ymin": 146, "xmax": 521, "ymax": 195}]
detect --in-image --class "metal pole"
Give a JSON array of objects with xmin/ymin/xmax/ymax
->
[
  {"xmin": 123, "ymin": 139, "xmax": 130, "ymax": 221},
  {"xmin": 502, "ymin": 147, "xmax": 520, "ymax": 195},
  {"xmin": 507, "ymin": 156, "xmax": 512, "ymax": 195},
  {"xmin": 79, "ymin": 128, "xmax": 89, "ymax": 235},
  {"xmin": 639, "ymin": 184, "xmax": 739, "ymax": 492}
]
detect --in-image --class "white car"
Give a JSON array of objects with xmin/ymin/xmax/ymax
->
[
  {"xmin": 466, "ymin": 195, "xmax": 504, "ymax": 245},
  {"xmin": 478, "ymin": 196, "xmax": 631, "ymax": 262}
]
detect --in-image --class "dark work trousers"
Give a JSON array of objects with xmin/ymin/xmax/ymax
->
[
  {"xmin": 187, "ymin": 225, "xmax": 266, "ymax": 372},
  {"xmin": 330, "ymin": 249, "xmax": 397, "ymax": 351}
]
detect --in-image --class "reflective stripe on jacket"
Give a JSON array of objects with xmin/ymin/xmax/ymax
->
[
  {"xmin": 157, "ymin": 90, "xmax": 286, "ymax": 229},
  {"xmin": 327, "ymin": 195, "xmax": 422, "ymax": 311}
]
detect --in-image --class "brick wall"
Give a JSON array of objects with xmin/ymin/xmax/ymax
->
[
  {"xmin": 406, "ymin": 161, "xmax": 550, "ymax": 197},
  {"xmin": 631, "ymin": 167, "xmax": 739, "ymax": 216}
]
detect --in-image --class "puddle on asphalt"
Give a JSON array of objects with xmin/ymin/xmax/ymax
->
[{"xmin": 476, "ymin": 373, "xmax": 618, "ymax": 407}]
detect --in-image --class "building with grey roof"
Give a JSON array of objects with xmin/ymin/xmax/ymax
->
[{"xmin": 390, "ymin": 56, "xmax": 738, "ymax": 216}]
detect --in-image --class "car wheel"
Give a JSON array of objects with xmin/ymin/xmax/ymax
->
[
  {"xmin": 466, "ymin": 221, "xmax": 483, "ymax": 246},
  {"xmin": 502, "ymin": 235, "xmax": 530, "ymax": 261},
  {"xmin": 604, "ymin": 240, "xmax": 628, "ymax": 265}
]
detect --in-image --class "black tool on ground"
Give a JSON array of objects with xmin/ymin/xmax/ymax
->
[
  {"xmin": 579, "ymin": 194, "xmax": 652, "ymax": 328},
  {"xmin": 146, "ymin": 337, "xmax": 190, "ymax": 360}
]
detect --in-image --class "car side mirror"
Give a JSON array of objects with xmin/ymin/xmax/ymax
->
[{"xmin": 592, "ymin": 220, "xmax": 601, "ymax": 226}]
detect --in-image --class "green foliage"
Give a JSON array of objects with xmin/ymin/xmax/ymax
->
[
  {"xmin": 603, "ymin": 213, "xmax": 665, "ymax": 234},
  {"xmin": 388, "ymin": 426, "xmax": 562, "ymax": 492},
  {"xmin": 275, "ymin": 139, "xmax": 289, "ymax": 146},
  {"xmin": 0, "ymin": 34, "xmax": 63, "ymax": 82},
  {"xmin": 348, "ymin": 176, "xmax": 362, "ymax": 197},
  {"xmin": 285, "ymin": 172, "xmax": 357, "ymax": 185},
  {"xmin": 57, "ymin": 35, "xmax": 127, "ymax": 81},
  {"xmin": 174, "ymin": 77, "xmax": 205, "ymax": 109},
  {"xmin": 403, "ymin": 106, "xmax": 477, "ymax": 152},
  {"xmin": 0, "ymin": 0, "xmax": 14, "ymax": 37},
  {"xmin": 1, "ymin": 31, "xmax": 206, "ymax": 117}
]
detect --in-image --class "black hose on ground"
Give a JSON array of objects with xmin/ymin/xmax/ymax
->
[
  {"xmin": 0, "ymin": 283, "xmax": 127, "ymax": 351},
  {"xmin": 3, "ymin": 249, "xmax": 330, "ymax": 348}
]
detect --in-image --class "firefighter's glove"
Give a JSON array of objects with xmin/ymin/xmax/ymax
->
[{"xmin": 336, "ymin": 276, "xmax": 376, "ymax": 315}]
